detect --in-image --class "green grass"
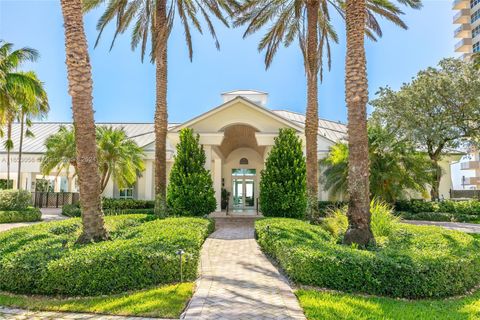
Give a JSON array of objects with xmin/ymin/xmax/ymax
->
[
  {"xmin": 0, "ymin": 283, "xmax": 193, "ymax": 318},
  {"xmin": 297, "ymin": 289, "xmax": 480, "ymax": 320}
]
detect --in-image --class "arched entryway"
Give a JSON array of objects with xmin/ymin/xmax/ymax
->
[{"xmin": 218, "ymin": 124, "xmax": 265, "ymax": 212}]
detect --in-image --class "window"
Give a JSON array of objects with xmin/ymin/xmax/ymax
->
[
  {"xmin": 239, "ymin": 158, "xmax": 249, "ymax": 165},
  {"xmin": 472, "ymin": 0, "xmax": 480, "ymax": 8},
  {"xmin": 474, "ymin": 41, "xmax": 480, "ymax": 53},
  {"xmin": 232, "ymin": 168, "xmax": 256, "ymax": 176},
  {"xmin": 119, "ymin": 188, "xmax": 134, "ymax": 199},
  {"xmin": 473, "ymin": 25, "xmax": 480, "ymax": 38},
  {"xmin": 472, "ymin": 9, "xmax": 480, "ymax": 23}
]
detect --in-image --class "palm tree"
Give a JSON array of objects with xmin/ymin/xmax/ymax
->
[
  {"xmin": 41, "ymin": 125, "xmax": 77, "ymax": 186},
  {"xmin": 83, "ymin": 0, "xmax": 237, "ymax": 210},
  {"xmin": 0, "ymin": 41, "xmax": 41, "ymax": 189},
  {"xmin": 96, "ymin": 126, "xmax": 145, "ymax": 192},
  {"xmin": 321, "ymin": 125, "xmax": 431, "ymax": 203},
  {"xmin": 60, "ymin": 0, "xmax": 108, "ymax": 243},
  {"xmin": 42, "ymin": 126, "xmax": 145, "ymax": 194},
  {"xmin": 16, "ymin": 72, "xmax": 49, "ymax": 190},
  {"xmin": 342, "ymin": 0, "xmax": 421, "ymax": 245},
  {"xmin": 235, "ymin": 0, "xmax": 416, "ymax": 216}
]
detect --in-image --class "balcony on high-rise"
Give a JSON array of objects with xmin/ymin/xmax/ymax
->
[
  {"xmin": 455, "ymin": 38, "xmax": 473, "ymax": 52},
  {"xmin": 453, "ymin": 0, "xmax": 470, "ymax": 10},
  {"xmin": 455, "ymin": 24, "xmax": 472, "ymax": 38},
  {"xmin": 461, "ymin": 161, "xmax": 480, "ymax": 170},
  {"xmin": 453, "ymin": 9, "xmax": 471, "ymax": 24}
]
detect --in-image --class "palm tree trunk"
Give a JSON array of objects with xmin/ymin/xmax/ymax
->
[
  {"xmin": 6, "ymin": 121, "xmax": 12, "ymax": 189},
  {"xmin": 305, "ymin": 0, "xmax": 319, "ymax": 217},
  {"xmin": 154, "ymin": 0, "xmax": 169, "ymax": 208},
  {"xmin": 343, "ymin": 0, "xmax": 374, "ymax": 246},
  {"xmin": 60, "ymin": 0, "xmax": 108, "ymax": 243},
  {"xmin": 17, "ymin": 113, "xmax": 25, "ymax": 190}
]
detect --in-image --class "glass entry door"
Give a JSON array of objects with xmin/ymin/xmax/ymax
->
[{"xmin": 232, "ymin": 169, "xmax": 256, "ymax": 210}]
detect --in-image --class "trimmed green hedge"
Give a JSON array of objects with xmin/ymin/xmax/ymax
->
[
  {"xmin": 0, "ymin": 215, "xmax": 214, "ymax": 296},
  {"xmin": 0, "ymin": 190, "xmax": 32, "ymax": 210},
  {"xmin": 62, "ymin": 204, "xmax": 153, "ymax": 217},
  {"xmin": 255, "ymin": 218, "xmax": 480, "ymax": 299},
  {"xmin": 62, "ymin": 198, "xmax": 155, "ymax": 217},
  {"xmin": 0, "ymin": 207, "xmax": 41, "ymax": 223}
]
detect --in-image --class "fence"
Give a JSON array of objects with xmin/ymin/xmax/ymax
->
[
  {"xmin": 32, "ymin": 192, "xmax": 80, "ymax": 208},
  {"xmin": 450, "ymin": 189, "xmax": 480, "ymax": 199}
]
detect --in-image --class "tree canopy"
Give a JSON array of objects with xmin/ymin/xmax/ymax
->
[{"xmin": 370, "ymin": 58, "xmax": 480, "ymax": 199}]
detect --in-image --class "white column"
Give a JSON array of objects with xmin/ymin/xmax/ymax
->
[
  {"xmin": 214, "ymin": 158, "xmax": 222, "ymax": 211},
  {"xmin": 145, "ymin": 160, "xmax": 154, "ymax": 200},
  {"xmin": 204, "ymin": 145, "xmax": 212, "ymax": 170},
  {"xmin": 54, "ymin": 176, "xmax": 61, "ymax": 192}
]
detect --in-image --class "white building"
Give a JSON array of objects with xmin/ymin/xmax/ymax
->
[
  {"xmin": 453, "ymin": 0, "xmax": 480, "ymax": 59},
  {"xmin": 0, "ymin": 90, "xmax": 350, "ymax": 210}
]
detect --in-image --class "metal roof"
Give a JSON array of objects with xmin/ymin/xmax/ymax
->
[
  {"xmin": 0, "ymin": 109, "xmax": 346, "ymax": 154},
  {"xmin": 272, "ymin": 110, "xmax": 347, "ymax": 142},
  {"xmin": 0, "ymin": 123, "xmax": 178, "ymax": 153}
]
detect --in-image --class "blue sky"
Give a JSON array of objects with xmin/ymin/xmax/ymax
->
[{"xmin": 0, "ymin": 0, "xmax": 456, "ymax": 124}]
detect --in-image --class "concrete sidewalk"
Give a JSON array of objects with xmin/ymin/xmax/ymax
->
[{"xmin": 0, "ymin": 208, "xmax": 66, "ymax": 233}]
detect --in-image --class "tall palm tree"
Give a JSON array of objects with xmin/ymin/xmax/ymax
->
[
  {"xmin": 0, "ymin": 41, "xmax": 41, "ymax": 189},
  {"xmin": 16, "ymin": 72, "xmax": 49, "ymax": 190},
  {"xmin": 342, "ymin": 0, "xmax": 421, "ymax": 245},
  {"xmin": 235, "ymin": 0, "xmax": 415, "ymax": 216},
  {"xmin": 83, "ymin": 0, "xmax": 237, "ymax": 209},
  {"xmin": 60, "ymin": 0, "xmax": 108, "ymax": 243}
]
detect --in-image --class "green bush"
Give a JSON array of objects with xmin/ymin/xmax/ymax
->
[
  {"xmin": 62, "ymin": 204, "xmax": 153, "ymax": 217},
  {"xmin": 102, "ymin": 198, "xmax": 154, "ymax": 210},
  {"xmin": 0, "ymin": 207, "xmax": 41, "ymax": 223},
  {"xmin": 318, "ymin": 201, "xmax": 347, "ymax": 217},
  {"xmin": 260, "ymin": 128, "xmax": 306, "ymax": 218},
  {"xmin": 397, "ymin": 211, "xmax": 453, "ymax": 222},
  {"xmin": 0, "ymin": 215, "xmax": 213, "ymax": 296},
  {"xmin": 0, "ymin": 190, "xmax": 32, "ymax": 210},
  {"xmin": 167, "ymin": 128, "xmax": 216, "ymax": 216},
  {"xmin": 256, "ymin": 217, "xmax": 480, "ymax": 299}
]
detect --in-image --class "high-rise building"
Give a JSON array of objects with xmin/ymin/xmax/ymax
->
[{"xmin": 454, "ymin": 0, "xmax": 480, "ymax": 59}]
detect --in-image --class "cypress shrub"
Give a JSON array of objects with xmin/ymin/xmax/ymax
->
[
  {"xmin": 259, "ymin": 128, "xmax": 306, "ymax": 218},
  {"xmin": 167, "ymin": 128, "xmax": 216, "ymax": 216}
]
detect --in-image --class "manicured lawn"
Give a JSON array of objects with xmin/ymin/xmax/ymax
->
[
  {"xmin": 297, "ymin": 289, "xmax": 480, "ymax": 320},
  {"xmin": 0, "ymin": 283, "xmax": 193, "ymax": 318}
]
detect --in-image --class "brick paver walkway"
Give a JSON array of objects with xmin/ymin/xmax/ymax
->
[
  {"xmin": 182, "ymin": 218, "xmax": 306, "ymax": 320},
  {"xmin": 0, "ymin": 307, "xmax": 160, "ymax": 319},
  {"xmin": 404, "ymin": 220, "xmax": 480, "ymax": 233}
]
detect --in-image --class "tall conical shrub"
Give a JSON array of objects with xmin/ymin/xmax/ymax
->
[
  {"xmin": 260, "ymin": 128, "xmax": 307, "ymax": 218},
  {"xmin": 167, "ymin": 128, "xmax": 216, "ymax": 216}
]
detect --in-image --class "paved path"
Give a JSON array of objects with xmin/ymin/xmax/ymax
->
[
  {"xmin": 182, "ymin": 218, "xmax": 305, "ymax": 320},
  {"xmin": 0, "ymin": 307, "xmax": 160, "ymax": 319},
  {"xmin": 404, "ymin": 220, "xmax": 480, "ymax": 233},
  {"xmin": 0, "ymin": 208, "xmax": 66, "ymax": 233}
]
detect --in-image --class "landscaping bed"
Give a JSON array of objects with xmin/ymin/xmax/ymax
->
[
  {"xmin": 296, "ymin": 288, "xmax": 480, "ymax": 320},
  {"xmin": 0, "ymin": 215, "xmax": 214, "ymax": 296},
  {"xmin": 0, "ymin": 283, "xmax": 193, "ymax": 318},
  {"xmin": 0, "ymin": 207, "xmax": 41, "ymax": 223},
  {"xmin": 255, "ymin": 211, "xmax": 480, "ymax": 298}
]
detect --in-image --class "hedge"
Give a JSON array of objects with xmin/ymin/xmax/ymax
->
[
  {"xmin": 0, "ymin": 215, "xmax": 214, "ymax": 296},
  {"xmin": 0, "ymin": 190, "xmax": 32, "ymax": 211},
  {"xmin": 62, "ymin": 198, "xmax": 155, "ymax": 217},
  {"xmin": 62, "ymin": 204, "xmax": 153, "ymax": 217},
  {"xmin": 255, "ymin": 218, "xmax": 480, "ymax": 299},
  {"xmin": 0, "ymin": 207, "xmax": 41, "ymax": 223}
]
